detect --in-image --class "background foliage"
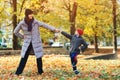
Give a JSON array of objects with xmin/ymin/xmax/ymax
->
[{"xmin": 0, "ymin": 0, "xmax": 120, "ymax": 46}]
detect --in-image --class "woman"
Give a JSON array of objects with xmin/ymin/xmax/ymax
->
[{"xmin": 14, "ymin": 9, "xmax": 59, "ymax": 75}]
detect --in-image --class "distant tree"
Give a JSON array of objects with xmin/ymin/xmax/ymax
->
[
  {"xmin": 12, "ymin": 0, "xmax": 18, "ymax": 50},
  {"xmin": 61, "ymin": 0, "xmax": 78, "ymax": 35},
  {"xmin": 112, "ymin": 0, "xmax": 117, "ymax": 58},
  {"xmin": 77, "ymin": 0, "xmax": 113, "ymax": 53}
]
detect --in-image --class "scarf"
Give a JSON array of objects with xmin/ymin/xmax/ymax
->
[{"xmin": 24, "ymin": 17, "xmax": 34, "ymax": 32}]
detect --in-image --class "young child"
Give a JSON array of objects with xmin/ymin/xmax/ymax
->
[{"xmin": 61, "ymin": 29, "xmax": 88, "ymax": 75}]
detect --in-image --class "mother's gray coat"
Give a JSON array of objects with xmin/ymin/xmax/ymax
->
[{"xmin": 14, "ymin": 19, "xmax": 55, "ymax": 58}]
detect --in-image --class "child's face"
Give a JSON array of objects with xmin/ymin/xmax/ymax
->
[{"xmin": 75, "ymin": 31, "xmax": 79, "ymax": 36}]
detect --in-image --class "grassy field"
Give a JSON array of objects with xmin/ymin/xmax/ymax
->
[{"xmin": 0, "ymin": 54, "xmax": 120, "ymax": 80}]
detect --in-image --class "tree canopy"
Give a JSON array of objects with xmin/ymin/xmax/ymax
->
[{"xmin": 0, "ymin": 0, "xmax": 120, "ymax": 48}]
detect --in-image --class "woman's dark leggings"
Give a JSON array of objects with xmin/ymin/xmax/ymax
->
[
  {"xmin": 15, "ymin": 43, "xmax": 43, "ymax": 75},
  {"xmin": 70, "ymin": 52, "xmax": 78, "ymax": 71}
]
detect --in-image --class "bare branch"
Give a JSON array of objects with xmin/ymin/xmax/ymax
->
[
  {"xmin": 19, "ymin": 0, "xmax": 26, "ymax": 16},
  {"xmin": 62, "ymin": 0, "xmax": 71, "ymax": 12}
]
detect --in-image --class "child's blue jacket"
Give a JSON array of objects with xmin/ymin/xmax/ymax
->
[{"xmin": 61, "ymin": 31, "xmax": 88, "ymax": 53}]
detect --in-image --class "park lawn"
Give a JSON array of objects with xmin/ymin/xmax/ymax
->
[{"xmin": 0, "ymin": 55, "xmax": 120, "ymax": 80}]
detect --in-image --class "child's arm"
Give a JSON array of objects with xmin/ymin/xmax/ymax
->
[
  {"xmin": 80, "ymin": 40, "xmax": 88, "ymax": 52},
  {"xmin": 61, "ymin": 31, "xmax": 72, "ymax": 39}
]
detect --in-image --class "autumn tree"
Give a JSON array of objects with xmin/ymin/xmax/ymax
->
[
  {"xmin": 77, "ymin": 0, "xmax": 113, "ymax": 53},
  {"xmin": 94, "ymin": 0, "xmax": 99, "ymax": 53},
  {"xmin": 61, "ymin": 0, "xmax": 78, "ymax": 35},
  {"xmin": 12, "ymin": 0, "xmax": 18, "ymax": 50},
  {"xmin": 112, "ymin": 0, "xmax": 117, "ymax": 58},
  {"xmin": 1, "ymin": 0, "xmax": 120, "ymax": 51}
]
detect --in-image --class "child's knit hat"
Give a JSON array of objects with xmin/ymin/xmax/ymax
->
[{"xmin": 76, "ymin": 29, "xmax": 83, "ymax": 35}]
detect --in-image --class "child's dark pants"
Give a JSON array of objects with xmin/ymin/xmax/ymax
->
[
  {"xmin": 15, "ymin": 43, "xmax": 43, "ymax": 75},
  {"xmin": 70, "ymin": 51, "xmax": 78, "ymax": 71}
]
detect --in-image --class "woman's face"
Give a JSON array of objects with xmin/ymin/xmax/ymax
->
[{"xmin": 28, "ymin": 14, "xmax": 33, "ymax": 19}]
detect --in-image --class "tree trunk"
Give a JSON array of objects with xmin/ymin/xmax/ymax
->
[
  {"xmin": 94, "ymin": 0, "xmax": 99, "ymax": 53},
  {"xmin": 94, "ymin": 33, "xmax": 99, "ymax": 53},
  {"xmin": 69, "ymin": 2, "xmax": 78, "ymax": 35},
  {"xmin": 112, "ymin": 0, "xmax": 117, "ymax": 58},
  {"xmin": 12, "ymin": 0, "xmax": 18, "ymax": 50}
]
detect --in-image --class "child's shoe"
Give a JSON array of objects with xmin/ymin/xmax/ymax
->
[{"xmin": 74, "ymin": 70, "xmax": 80, "ymax": 75}]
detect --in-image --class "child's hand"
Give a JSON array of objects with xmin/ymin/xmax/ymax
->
[
  {"xmin": 79, "ymin": 46, "xmax": 83, "ymax": 54},
  {"xmin": 80, "ymin": 51, "xmax": 83, "ymax": 54},
  {"xmin": 54, "ymin": 29, "xmax": 60, "ymax": 33}
]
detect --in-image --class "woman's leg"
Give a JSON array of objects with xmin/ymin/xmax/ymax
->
[
  {"xmin": 15, "ymin": 43, "xmax": 32, "ymax": 75},
  {"xmin": 36, "ymin": 57, "xmax": 44, "ymax": 74}
]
